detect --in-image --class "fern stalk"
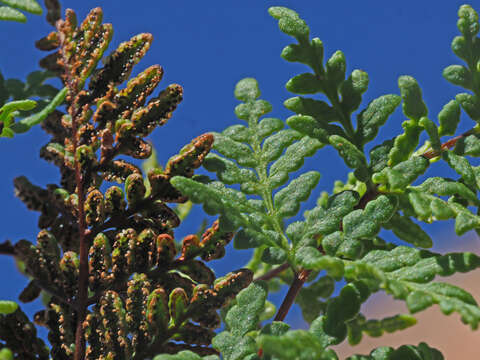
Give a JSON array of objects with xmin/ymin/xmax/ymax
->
[{"xmin": 57, "ymin": 27, "xmax": 89, "ymax": 360}]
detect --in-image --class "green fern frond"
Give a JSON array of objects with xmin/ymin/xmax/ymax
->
[
  {"xmin": 0, "ymin": 0, "xmax": 42, "ymax": 23},
  {"xmin": 172, "ymin": 78, "xmax": 322, "ymax": 270}
]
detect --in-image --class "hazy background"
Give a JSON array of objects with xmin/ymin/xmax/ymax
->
[{"xmin": 0, "ymin": 1, "xmax": 478, "ymax": 357}]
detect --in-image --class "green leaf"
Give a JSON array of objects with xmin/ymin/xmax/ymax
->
[
  {"xmin": 356, "ymin": 94, "xmax": 401, "ymax": 145},
  {"xmin": 346, "ymin": 246, "xmax": 480, "ymax": 328},
  {"xmin": 286, "ymin": 73, "xmax": 323, "ymax": 94},
  {"xmin": 0, "ymin": 5, "xmax": 26, "ymax": 22},
  {"xmin": 180, "ymin": 78, "xmax": 325, "ymax": 262},
  {"xmin": 418, "ymin": 117, "xmax": 441, "ymax": 151},
  {"xmin": 274, "ymin": 171, "xmax": 320, "ymax": 218},
  {"xmin": 398, "ymin": 76, "xmax": 428, "ymax": 121},
  {"xmin": 235, "ymin": 99, "xmax": 272, "ymax": 121},
  {"xmin": 347, "ymin": 342, "xmax": 444, "ymax": 360},
  {"xmin": 286, "ymin": 114, "xmax": 343, "ymax": 143},
  {"xmin": 329, "ymin": 135, "xmax": 368, "ymax": 179},
  {"xmin": 323, "ymin": 282, "xmax": 370, "ymax": 342},
  {"xmin": 257, "ymin": 330, "xmax": 326, "ymax": 360},
  {"xmin": 0, "ymin": 0, "xmax": 42, "ymax": 14},
  {"xmin": 268, "ymin": 6, "xmax": 310, "ymax": 41},
  {"xmin": 343, "ymin": 195, "xmax": 397, "ymax": 239},
  {"xmin": 171, "ymin": 177, "xmax": 256, "ymax": 232},
  {"xmin": 0, "ymin": 99, "xmax": 36, "ymax": 115},
  {"xmin": 340, "ymin": 69, "xmax": 369, "ymax": 114},
  {"xmin": 369, "ymin": 139, "xmax": 394, "ymax": 173},
  {"xmin": 388, "ymin": 120, "xmax": 422, "ymax": 165},
  {"xmin": 454, "ymin": 134, "xmax": 480, "ymax": 156},
  {"xmin": 281, "ymin": 43, "xmax": 310, "ymax": 63},
  {"xmin": 457, "ymin": 5, "xmax": 479, "ymax": 38},
  {"xmin": 0, "ymin": 300, "xmax": 18, "ymax": 314},
  {"xmin": 9, "ymin": 87, "xmax": 67, "ymax": 134},
  {"xmin": 295, "ymin": 246, "xmax": 344, "ymax": 279},
  {"xmin": 222, "ymin": 124, "xmax": 251, "ymax": 143},
  {"xmin": 234, "ymin": 77, "xmax": 261, "ymax": 102},
  {"xmin": 234, "ymin": 228, "xmax": 264, "ymax": 249},
  {"xmin": 0, "ymin": 348, "xmax": 13, "ymax": 360},
  {"xmin": 212, "ymin": 282, "xmax": 267, "ymax": 360},
  {"xmin": 284, "ymin": 96, "xmax": 336, "ymax": 122},
  {"xmin": 262, "ymin": 247, "xmax": 287, "ymax": 265},
  {"xmin": 226, "ymin": 281, "xmax": 267, "ymax": 336},
  {"xmin": 451, "ymin": 36, "xmax": 470, "ymax": 61},
  {"xmin": 212, "ymin": 133, "xmax": 256, "ymax": 167},
  {"xmin": 326, "ymin": 50, "xmax": 346, "ymax": 89},
  {"xmin": 347, "ymin": 313, "xmax": 417, "ymax": 345},
  {"xmin": 372, "ymin": 156, "xmax": 429, "ymax": 192},
  {"xmin": 203, "ymin": 154, "xmax": 259, "ymax": 194},
  {"xmin": 269, "ymin": 136, "xmax": 323, "ymax": 188},
  {"xmin": 322, "ymin": 231, "xmax": 364, "ymax": 259},
  {"xmin": 456, "ymin": 93, "xmax": 480, "ymax": 121},
  {"xmin": 154, "ymin": 351, "xmax": 219, "ymax": 360},
  {"xmin": 450, "ymin": 202, "xmax": 480, "ymax": 235},
  {"xmin": 296, "ymin": 276, "xmax": 334, "ymax": 323},
  {"xmin": 443, "ymin": 65, "xmax": 474, "ymax": 89},
  {"xmin": 260, "ymin": 321, "xmax": 290, "ymax": 336},
  {"xmin": 262, "ymin": 129, "xmax": 302, "ymax": 163},
  {"xmin": 384, "ymin": 213, "xmax": 433, "ymax": 248},
  {"xmin": 443, "ymin": 151, "xmax": 476, "ymax": 188},
  {"xmin": 257, "ymin": 117, "xmax": 285, "ymax": 138},
  {"xmin": 406, "ymin": 190, "xmax": 457, "ymax": 222},
  {"xmin": 299, "ymin": 190, "xmax": 359, "ymax": 241},
  {"xmin": 414, "ymin": 177, "xmax": 479, "ymax": 205}
]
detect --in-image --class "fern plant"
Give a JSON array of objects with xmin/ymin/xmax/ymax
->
[
  {"xmin": 2, "ymin": 2, "xmax": 480, "ymax": 360},
  {"xmin": 172, "ymin": 4, "xmax": 480, "ymax": 359}
]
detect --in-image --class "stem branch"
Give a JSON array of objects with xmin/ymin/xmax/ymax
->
[{"xmin": 274, "ymin": 270, "xmax": 310, "ymax": 322}]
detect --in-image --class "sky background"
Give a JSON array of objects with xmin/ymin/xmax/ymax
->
[{"xmin": 0, "ymin": 0, "xmax": 478, "ymax": 349}]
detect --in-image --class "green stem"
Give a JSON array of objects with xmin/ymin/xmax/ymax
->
[
  {"xmin": 309, "ymin": 58, "xmax": 356, "ymax": 142},
  {"xmin": 465, "ymin": 37, "xmax": 480, "ymax": 96},
  {"xmin": 248, "ymin": 111, "xmax": 291, "ymax": 252}
]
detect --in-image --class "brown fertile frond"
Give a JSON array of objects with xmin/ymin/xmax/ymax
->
[{"xmin": 5, "ymin": 6, "xmax": 241, "ymax": 360}]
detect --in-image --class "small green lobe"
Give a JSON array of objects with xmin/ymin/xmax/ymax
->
[
  {"xmin": 235, "ymin": 78, "xmax": 261, "ymax": 102},
  {"xmin": 0, "ymin": 300, "xmax": 18, "ymax": 314}
]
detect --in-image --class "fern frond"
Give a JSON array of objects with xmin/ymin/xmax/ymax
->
[
  {"xmin": 0, "ymin": 0, "xmax": 42, "ymax": 23},
  {"xmin": 173, "ymin": 78, "xmax": 322, "ymax": 270}
]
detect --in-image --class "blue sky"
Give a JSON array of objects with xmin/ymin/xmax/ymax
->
[{"xmin": 0, "ymin": 0, "xmax": 477, "ymax": 331}]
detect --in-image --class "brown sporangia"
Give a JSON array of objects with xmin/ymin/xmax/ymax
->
[{"xmin": 0, "ymin": 307, "xmax": 50, "ymax": 360}]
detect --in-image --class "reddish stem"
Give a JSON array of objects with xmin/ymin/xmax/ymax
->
[
  {"xmin": 422, "ymin": 128, "xmax": 475, "ymax": 159},
  {"xmin": 71, "ymin": 103, "xmax": 88, "ymax": 360},
  {"xmin": 274, "ymin": 270, "xmax": 310, "ymax": 322}
]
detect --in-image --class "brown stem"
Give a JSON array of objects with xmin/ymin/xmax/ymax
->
[
  {"xmin": 422, "ymin": 127, "xmax": 476, "ymax": 159},
  {"xmin": 71, "ymin": 104, "xmax": 88, "ymax": 360},
  {"xmin": 57, "ymin": 56, "xmax": 89, "ymax": 360},
  {"xmin": 274, "ymin": 270, "xmax": 310, "ymax": 322}
]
